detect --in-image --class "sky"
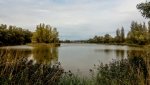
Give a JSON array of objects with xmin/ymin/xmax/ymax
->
[{"xmin": 0, "ymin": 0, "xmax": 148, "ymax": 40}]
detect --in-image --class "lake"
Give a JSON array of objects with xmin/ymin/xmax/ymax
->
[{"xmin": 0, "ymin": 43, "xmax": 148, "ymax": 76}]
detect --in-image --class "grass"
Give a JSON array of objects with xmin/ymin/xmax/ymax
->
[{"xmin": 58, "ymin": 72, "xmax": 94, "ymax": 85}]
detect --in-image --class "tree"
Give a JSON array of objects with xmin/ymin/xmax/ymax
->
[
  {"xmin": 127, "ymin": 21, "xmax": 149, "ymax": 45},
  {"xmin": 148, "ymin": 21, "xmax": 150, "ymax": 33},
  {"xmin": 32, "ymin": 23, "xmax": 59, "ymax": 43},
  {"xmin": 115, "ymin": 28, "xmax": 121, "ymax": 43},
  {"xmin": 0, "ymin": 24, "xmax": 32, "ymax": 45},
  {"xmin": 104, "ymin": 34, "xmax": 112, "ymax": 43},
  {"xmin": 148, "ymin": 21, "xmax": 150, "ymax": 43},
  {"xmin": 137, "ymin": 1, "xmax": 150, "ymax": 18},
  {"xmin": 121, "ymin": 27, "xmax": 125, "ymax": 42}
]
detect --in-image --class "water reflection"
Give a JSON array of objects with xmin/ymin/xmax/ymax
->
[
  {"xmin": 104, "ymin": 49, "xmax": 112, "ymax": 54},
  {"xmin": 0, "ymin": 47, "xmax": 62, "ymax": 85},
  {"xmin": 0, "ymin": 49, "xmax": 31, "ymax": 65},
  {"xmin": 29, "ymin": 45, "xmax": 58, "ymax": 65},
  {"xmin": 116, "ymin": 49, "xmax": 125, "ymax": 59},
  {"xmin": 0, "ymin": 45, "xmax": 59, "ymax": 66},
  {"xmin": 101, "ymin": 49, "xmax": 126, "ymax": 59}
]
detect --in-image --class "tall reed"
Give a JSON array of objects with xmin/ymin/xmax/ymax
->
[{"xmin": 0, "ymin": 49, "xmax": 63, "ymax": 85}]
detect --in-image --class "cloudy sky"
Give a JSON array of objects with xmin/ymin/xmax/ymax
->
[{"xmin": 0, "ymin": 0, "xmax": 148, "ymax": 40}]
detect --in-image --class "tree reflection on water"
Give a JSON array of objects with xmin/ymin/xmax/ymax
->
[
  {"xmin": 0, "ymin": 45, "xmax": 59, "ymax": 66},
  {"xmin": 28, "ymin": 45, "xmax": 58, "ymax": 65}
]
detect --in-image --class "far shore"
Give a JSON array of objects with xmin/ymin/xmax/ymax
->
[
  {"xmin": 26, "ymin": 43, "xmax": 61, "ymax": 47},
  {"xmin": 1, "ymin": 42, "xmax": 150, "ymax": 48}
]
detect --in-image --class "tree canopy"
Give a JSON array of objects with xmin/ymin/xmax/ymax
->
[
  {"xmin": 32, "ymin": 23, "xmax": 59, "ymax": 43},
  {"xmin": 127, "ymin": 21, "xmax": 149, "ymax": 45},
  {"xmin": 137, "ymin": 1, "xmax": 150, "ymax": 18},
  {"xmin": 0, "ymin": 24, "xmax": 32, "ymax": 46}
]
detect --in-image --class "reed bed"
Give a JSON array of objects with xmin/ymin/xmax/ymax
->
[
  {"xmin": 58, "ymin": 56, "xmax": 150, "ymax": 85},
  {"xmin": 0, "ymin": 49, "xmax": 63, "ymax": 85}
]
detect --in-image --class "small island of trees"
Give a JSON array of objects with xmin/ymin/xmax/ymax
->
[{"xmin": 32, "ymin": 23, "xmax": 59, "ymax": 44}]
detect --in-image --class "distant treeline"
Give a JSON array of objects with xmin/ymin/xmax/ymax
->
[
  {"xmin": 60, "ymin": 40, "xmax": 86, "ymax": 43},
  {"xmin": 0, "ymin": 23, "xmax": 59, "ymax": 46},
  {"xmin": 87, "ymin": 21, "xmax": 150, "ymax": 45}
]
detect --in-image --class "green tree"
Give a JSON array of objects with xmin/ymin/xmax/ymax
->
[
  {"xmin": 121, "ymin": 27, "xmax": 125, "ymax": 43},
  {"xmin": 137, "ymin": 1, "xmax": 150, "ymax": 18},
  {"xmin": 115, "ymin": 28, "xmax": 121, "ymax": 43},
  {"xmin": 104, "ymin": 34, "xmax": 112, "ymax": 43},
  {"xmin": 127, "ymin": 21, "xmax": 148, "ymax": 45},
  {"xmin": 32, "ymin": 23, "xmax": 59, "ymax": 43},
  {"xmin": 0, "ymin": 24, "xmax": 32, "ymax": 45},
  {"xmin": 148, "ymin": 21, "xmax": 150, "ymax": 33}
]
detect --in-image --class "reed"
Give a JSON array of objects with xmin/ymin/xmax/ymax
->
[
  {"xmin": 58, "ymin": 58, "xmax": 149, "ymax": 85},
  {"xmin": 0, "ymin": 49, "xmax": 63, "ymax": 85}
]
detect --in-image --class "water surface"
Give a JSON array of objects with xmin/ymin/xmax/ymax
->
[{"xmin": 0, "ymin": 43, "xmax": 146, "ymax": 75}]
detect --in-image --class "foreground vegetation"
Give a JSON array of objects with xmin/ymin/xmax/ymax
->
[{"xmin": 0, "ymin": 49, "xmax": 63, "ymax": 85}]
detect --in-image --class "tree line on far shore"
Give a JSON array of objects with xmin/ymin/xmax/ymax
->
[
  {"xmin": 0, "ymin": 23, "xmax": 59, "ymax": 46},
  {"xmin": 1, "ymin": 21, "xmax": 150, "ymax": 45},
  {"xmin": 87, "ymin": 21, "xmax": 150, "ymax": 45}
]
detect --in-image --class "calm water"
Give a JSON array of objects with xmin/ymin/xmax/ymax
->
[{"xmin": 0, "ymin": 43, "xmax": 146, "ymax": 75}]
